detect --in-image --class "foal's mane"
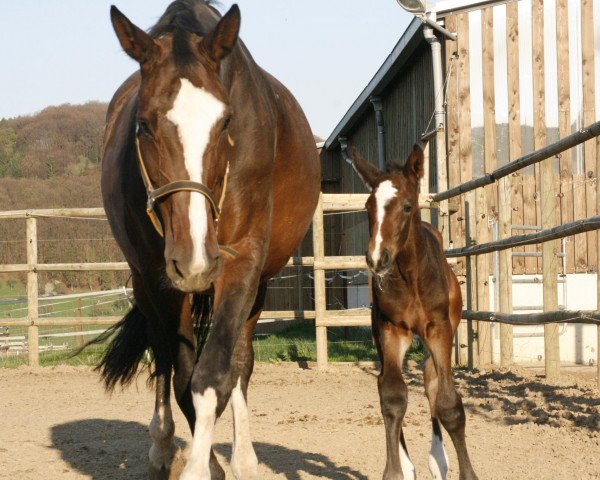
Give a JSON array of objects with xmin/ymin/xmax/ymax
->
[{"xmin": 149, "ymin": 0, "xmax": 221, "ymax": 67}]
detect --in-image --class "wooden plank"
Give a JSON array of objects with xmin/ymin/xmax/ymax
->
[
  {"xmin": 532, "ymin": 0, "xmax": 560, "ymax": 380},
  {"xmin": 556, "ymin": 0, "xmax": 575, "ymax": 273},
  {"xmin": 582, "ymin": 0, "xmax": 597, "ymax": 272},
  {"xmin": 445, "ymin": 15, "xmax": 463, "ymax": 272},
  {"xmin": 26, "ymin": 217, "xmax": 39, "ymax": 367},
  {"xmin": 317, "ymin": 314, "xmax": 371, "ymax": 328},
  {"xmin": 312, "ymin": 194, "xmax": 328, "ymax": 369},
  {"xmin": 0, "ymin": 208, "xmax": 106, "ymax": 219},
  {"xmin": 522, "ymin": 176, "xmax": 538, "ymax": 273},
  {"xmin": 574, "ymin": 174, "xmax": 588, "ymax": 271},
  {"xmin": 321, "ymin": 193, "xmax": 436, "ymax": 212},
  {"xmin": 532, "ymin": 0, "xmax": 546, "ymax": 275},
  {"xmin": 506, "ymin": 2, "xmax": 524, "ymax": 275}
]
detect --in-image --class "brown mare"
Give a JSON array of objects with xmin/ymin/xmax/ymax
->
[
  {"xmin": 98, "ymin": 1, "xmax": 320, "ymax": 478},
  {"xmin": 350, "ymin": 145, "xmax": 477, "ymax": 480}
]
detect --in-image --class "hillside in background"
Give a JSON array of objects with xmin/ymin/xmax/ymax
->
[{"xmin": 0, "ymin": 102, "xmax": 107, "ymax": 210}]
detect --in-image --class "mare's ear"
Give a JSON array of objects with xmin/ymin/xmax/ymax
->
[
  {"xmin": 110, "ymin": 6, "xmax": 157, "ymax": 64},
  {"xmin": 202, "ymin": 5, "xmax": 241, "ymax": 65},
  {"xmin": 404, "ymin": 143, "xmax": 425, "ymax": 180},
  {"xmin": 348, "ymin": 147, "xmax": 380, "ymax": 192}
]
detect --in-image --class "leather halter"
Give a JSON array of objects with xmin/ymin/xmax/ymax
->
[{"xmin": 135, "ymin": 136, "xmax": 238, "ymax": 258}]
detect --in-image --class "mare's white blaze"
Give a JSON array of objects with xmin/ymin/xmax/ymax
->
[
  {"xmin": 180, "ymin": 387, "xmax": 218, "ymax": 480},
  {"xmin": 399, "ymin": 445, "xmax": 416, "ymax": 480},
  {"xmin": 371, "ymin": 180, "xmax": 398, "ymax": 265},
  {"xmin": 148, "ymin": 404, "xmax": 177, "ymax": 469},
  {"xmin": 428, "ymin": 421, "xmax": 449, "ymax": 479},
  {"xmin": 166, "ymin": 78, "xmax": 225, "ymax": 271},
  {"xmin": 230, "ymin": 377, "xmax": 259, "ymax": 479}
]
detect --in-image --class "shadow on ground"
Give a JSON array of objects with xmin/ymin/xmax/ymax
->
[
  {"xmin": 214, "ymin": 442, "xmax": 368, "ymax": 480},
  {"xmin": 52, "ymin": 420, "xmax": 368, "ymax": 479}
]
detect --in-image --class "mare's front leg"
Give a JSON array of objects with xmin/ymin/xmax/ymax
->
[
  {"xmin": 374, "ymin": 318, "xmax": 416, "ymax": 480},
  {"xmin": 180, "ymin": 257, "xmax": 262, "ymax": 480}
]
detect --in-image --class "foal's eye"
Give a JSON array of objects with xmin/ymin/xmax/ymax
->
[{"xmin": 403, "ymin": 203, "xmax": 412, "ymax": 213}]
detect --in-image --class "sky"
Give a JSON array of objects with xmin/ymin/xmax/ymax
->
[{"xmin": 0, "ymin": 0, "xmax": 412, "ymax": 139}]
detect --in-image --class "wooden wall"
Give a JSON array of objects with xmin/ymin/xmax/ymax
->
[{"xmin": 443, "ymin": 0, "xmax": 600, "ymax": 275}]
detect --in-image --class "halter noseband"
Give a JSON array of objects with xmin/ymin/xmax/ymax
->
[{"xmin": 135, "ymin": 136, "xmax": 238, "ymax": 258}]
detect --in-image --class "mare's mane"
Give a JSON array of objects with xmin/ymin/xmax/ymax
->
[{"xmin": 149, "ymin": 0, "xmax": 221, "ymax": 68}]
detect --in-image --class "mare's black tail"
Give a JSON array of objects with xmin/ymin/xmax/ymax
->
[{"xmin": 76, "ymin": 304, "xmax": 150, "ymax": 391}]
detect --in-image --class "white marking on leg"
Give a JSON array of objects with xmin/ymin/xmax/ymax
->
[
  {"xmin": 166, "ymin": 78, "xmax": 225, "ymax": 272},
  {"xmin": 399, "ymin": 442, "xmax": 416, "ymax": 480},
  {"xmin": 230, "ymin": 377, "xmax": 258, "ymax": 479},
  {"xmin": 371, "ymin": 180, "xmax": 397, "ymax": 264},
  {"xmin": 428, "ymin": 419, "xmax": 449, "ymax": 480},
  {"xmin": 148, "ymin": 404, "xmax": 178, "ymax": 470},
  {"xmin": 180, "ymin": 387, "xmax": 218, "ymax": 480}
]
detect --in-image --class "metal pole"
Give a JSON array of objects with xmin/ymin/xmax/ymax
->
[{"xmin": 423, "ymin": 25, "xmax": 449, "ymax": 249}]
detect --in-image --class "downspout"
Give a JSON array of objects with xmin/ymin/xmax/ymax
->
[
  {"xmin": 422, "ymin": 18, "xmax": 449, "ymax": 247},
  {"xmin": 370, "ymin": 96, "xmax": 387, "ymax": 171}
]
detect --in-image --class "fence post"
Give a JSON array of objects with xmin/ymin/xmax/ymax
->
[
  {"xmin": 596, "ymin": 134, "xmax": 600, "ymax": 388},
  {"xmin": 312, "ymin": 194, "xmax": 328, "ymax": 369},
  {"xmin": 26, "ymin": 216, "xmax": 39, "ymax": 367},
  {"xmin": 541, "ymin": 159, "xmax": 561, "ymax": 381},
  {"xmin": 498, "ymin": 176, "xmax": 514, "ymax": 366}
]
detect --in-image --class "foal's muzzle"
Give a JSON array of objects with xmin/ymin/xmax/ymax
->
[{"xmin": 366, "ymin": 249, "xmax": 393, "ymax": 276}]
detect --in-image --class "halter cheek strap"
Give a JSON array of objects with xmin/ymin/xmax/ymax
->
[{"xmin": 135, "ymin": 136, "xmax": 238, "ymax": 258}]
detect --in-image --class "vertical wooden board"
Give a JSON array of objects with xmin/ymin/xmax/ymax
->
[
  {"xmin": 522, "ymin": 175, "xmax": 538, "ymax": 273},
  {"xmin": 582, "ymin": 0, "xmax": 597, "ymax": 272},
  {"xmin": 506, "ymin": 2, "xmax": 524, "ymax": 274},
  {"xmin": 457, "ymin": 13, "xmax": 473, "ymax": 186},
  {"xmin": 511, "ymin": 172, "xmax": 525, "ymax": 273},
  {"xmin": 446, "ymin": 15, "xmax": 463, "ymax": 261},
  {"xmin": 482, "ymin": 7, "xmax": 498, "ymax": 227},
  {"xmin": 532, "ymin": 0, "xmax": 547, "ymax": 274},
  {"xmin": 556, "ymin": 0, "xmax": 575, "ymax": 273},
  {"xmin": 573, "ymin": 174, "xmax": 589, "ymax": 271}
]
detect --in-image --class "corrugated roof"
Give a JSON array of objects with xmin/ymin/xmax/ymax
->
[{"xmin": 324, "ymin": 17, "xmax": 424, "ymax": 150}]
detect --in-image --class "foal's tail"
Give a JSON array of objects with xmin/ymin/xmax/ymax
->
[{"xmin": 76, "ymin": 305, "xmax": 150, "ymax": 391}]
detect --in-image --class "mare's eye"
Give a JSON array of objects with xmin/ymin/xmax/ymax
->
[
  {"xmin": 137, "ymin": 120, "xmax": 153, "ymax": 138},
  {"xmin": 403, "ymin": 203, "xmax": 412, "ymax": 213},
  {"xmin": 222, "ymin": 115, "xmax": 232, "ymax": 132}
]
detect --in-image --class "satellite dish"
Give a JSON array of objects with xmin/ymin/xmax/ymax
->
[{"xmin": 395, "ymin": 0, "xmax": 426, "ymax": 13}]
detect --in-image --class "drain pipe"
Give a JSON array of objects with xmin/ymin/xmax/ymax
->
[
  {"xmin": 423, "ymin": 18, "xmax": 450, "ymax": 247},
  {"xmin": 370, "ymin": 96, "xmax": 387, "ymax": 171}
]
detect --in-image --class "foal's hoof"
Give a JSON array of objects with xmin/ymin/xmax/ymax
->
[{"xmin": 148, "ymin": 447, "xmax": 185, "ymax": 480}]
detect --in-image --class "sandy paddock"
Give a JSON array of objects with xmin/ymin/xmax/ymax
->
[{"xmin": 0, "ymin": 362, "xmax": 599, "ymax": 479}]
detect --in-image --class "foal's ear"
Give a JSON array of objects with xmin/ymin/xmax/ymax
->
[
  {"xmin": 404, "ymin": 143, "xmax": 425, "ymax": 180},
  {"xmin": 110, "ymin": 6, "xmax": 157, "ymax": 64},
  {"xmin": 202, "ymin": 4, "xmax": 241, "ymax": 65},
  {"xmin": 348, "ymin": 147, "xmax": 380, "ymax": 192}
]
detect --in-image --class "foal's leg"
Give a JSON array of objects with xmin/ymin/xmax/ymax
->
[
  {"xmin": 422, "ymin": 318, "xmax": 478, "ymax": 480},
  {"xmin": 229, "ymin": 284, "xmax": 266, "ymax": 480},
  {"xmin": 423, "ymin": 356, "xmax": 450, "ymax": 479},
  {"xmin": 374, "ymin": 320, "xmax": 416, "ymax": 480}
]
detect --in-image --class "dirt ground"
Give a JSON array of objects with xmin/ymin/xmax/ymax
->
[{"xmin": 0, "ymin": 362, "xmax": 599, "ymax": 480}]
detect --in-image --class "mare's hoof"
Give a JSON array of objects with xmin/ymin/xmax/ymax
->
[{"xmin": 148, "ymin": 447, "xmax": 185, "ymax": 480}]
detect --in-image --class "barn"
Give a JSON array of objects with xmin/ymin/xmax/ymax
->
[{"xmin": 318, "ymin": 0, "xmax": 600, "ymax": 367}]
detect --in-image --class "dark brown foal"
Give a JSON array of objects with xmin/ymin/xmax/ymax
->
[{"xmin": 350, "ymin": 145, "xmax": 478, "ymax": 480}]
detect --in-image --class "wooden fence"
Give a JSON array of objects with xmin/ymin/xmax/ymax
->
[{"xmin": 0, "ymin": 193, "xmax": 436, "ymax": 368}]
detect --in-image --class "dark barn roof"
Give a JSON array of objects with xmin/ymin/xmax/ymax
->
[{"xmin": 324, "ymin": 17, "xmax": 424, "ymax": 150}]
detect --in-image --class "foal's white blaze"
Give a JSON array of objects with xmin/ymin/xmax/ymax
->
[
  {"xmin": 166, "ymin": 78, "xmax": 225, "ymax": 272},
  {"xmin": 180, "ymin": 387, "xmax": 218, "ymax": 480},
  {"xmin": 428, "ymin": 420, "xmax": 449, "ymax": 479},
  {"xmin": 231, "ymin": 377, "xmax": 259, "ymax": 479},
  {"xmin": 371, "ymin": 180, "xmax": 398, "ymax": 265}
]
